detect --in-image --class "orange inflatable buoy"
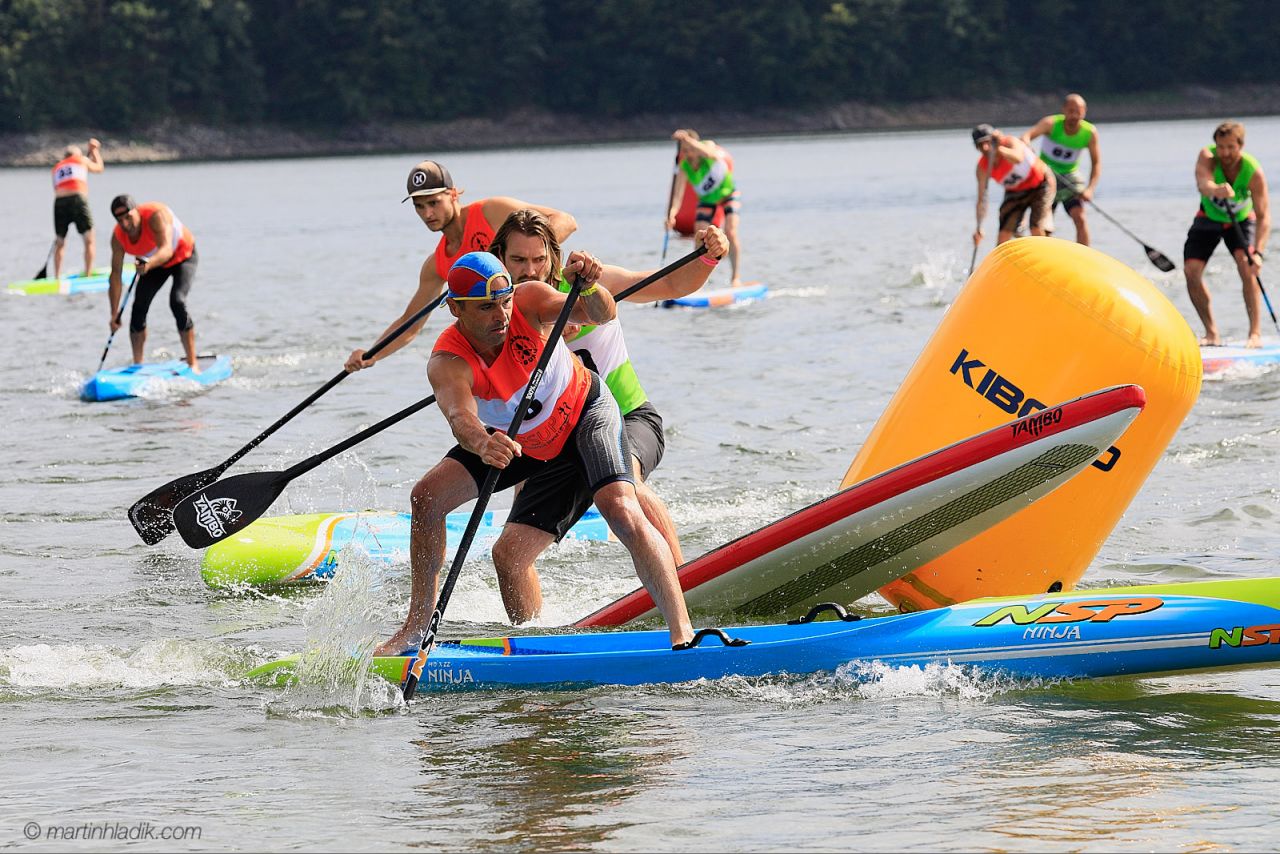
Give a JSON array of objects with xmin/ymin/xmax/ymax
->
[{"xmin": 842, "ymin": 238, "xmax": 1202, "ymax": 612}]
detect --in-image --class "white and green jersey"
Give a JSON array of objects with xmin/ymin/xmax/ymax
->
[
  {"xmin": 680, "ymin": 156, "xmax": 736, "ymax": 205},
  {"xmin": 557, "ymin": 276, "xmax": 648, "ymax": 414},
  {"xmin": 1201, "ymin": 144, "xmax": 1261, "ymax": 222},
  {"xmin": 1038, "ymin": 115, "xmax": 1096, "ymax": 174}
]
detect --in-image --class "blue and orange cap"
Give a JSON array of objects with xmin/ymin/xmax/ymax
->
[{"xmin": 447, "ymin": 252, "xmax": 514, "ymax": 301}]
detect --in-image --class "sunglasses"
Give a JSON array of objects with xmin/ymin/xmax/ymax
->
[{"xmin": 112, "ymin": 209, "xmax": 131, "ymax": 220}]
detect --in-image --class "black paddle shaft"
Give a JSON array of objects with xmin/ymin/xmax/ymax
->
[
  {"xmin": 1220, "ymin": 197, "xmax": 1280, "ymax": 331},
  {"xmin": 403, "ymin": 275, "xmax": 593, "ymax": 700},
  {"xmin": 128, "ymin": 292, "xmax": 447, "ymax": 544},
  {"xmin": 1086, "ymin": 201, "xmax": 1176, "ymax": 273},
  {"xmin": 616, "ymin": 244, "xmax": 708, "ymax": 302},
  {"xmin": 95, "ymin": 271, "xmax": 140, "ymax": 373},
  {"xmin": 173, "ymin": 394, "xmax": 438, "ymax": 548}
]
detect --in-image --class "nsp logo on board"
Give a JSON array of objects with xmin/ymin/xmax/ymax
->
[
  {"xmin": 973, "ymin": 597, "xmax": 1164, "ymax": 627},
  {"xmin": 949, "ymin": 348, "xmax": 1122, "ymax": 472},
  {"xmin": 1208, "ymin": 624, "xmax": 1280, "ymax": 649}
]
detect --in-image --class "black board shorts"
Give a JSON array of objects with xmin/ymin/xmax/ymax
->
[
  {"xmin": 1184, "ymin": 215, "xmax": 1255, "ymax": 262},
  {"xmin": 53, "ymin": 195, "xmax": 93, "ymax": 237},
  {"xmin": 508, "ymin": 400, "xmax": 666, "ymax": 540},
  {"xmin": 445, "ymin": 373, "xmax": 636, "ymax": 538},
  {"xmin": 998, "ymin": 175, "xmax": 1055, "ymax": 235}
]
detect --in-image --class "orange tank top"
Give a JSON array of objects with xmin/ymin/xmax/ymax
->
[
  {"xmin": 113, "ymin": 202, "xmax": 195, "ymax": 268},
  {"xmin": 433, "ymin": 202, "xmax": 497, "ymax": 280},
  {"xmin": 52, "ymin": 155, "xmax": 89, "ymax": 195},
  {"xmin": 982, "ymin": 135, "xmax": 1048, "ymax": 192},
  {"xmin": 433, "ymin": 293, "xmax": 591, "ymax": 461}
]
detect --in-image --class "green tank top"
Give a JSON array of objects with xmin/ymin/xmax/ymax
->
[
  {"xmin": 1200, "ymin": 144, "xmax": 1260, "ymax": 222},
  {"xmin": 556, "ymin": 276, "xmax": 648, "ymax": 414},
  {"xmin": 1038, "ymin": 115, "xmax": 1096, "ymax": 174},
  {"xmin": 680, "ymin": 156, "xmax": 736, "ymax": 205}
]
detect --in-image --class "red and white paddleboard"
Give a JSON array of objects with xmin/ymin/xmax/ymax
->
[{"xmin": 574, "ymin": 384, "xmax": 1146, "ymax": 627}]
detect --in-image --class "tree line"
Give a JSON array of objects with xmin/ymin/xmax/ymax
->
[{"xmin": 3, "ymin": 0, "xmax": 1278, "ymax": 133}]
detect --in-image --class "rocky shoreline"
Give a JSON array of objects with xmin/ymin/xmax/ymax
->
[{"xmin": 4, "ymin": 85, "xmax": 1278, "ymax": 167}]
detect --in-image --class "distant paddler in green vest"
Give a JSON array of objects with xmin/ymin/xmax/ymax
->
[
  {"xmin": 1022, "ymin": 93, "xmax": 1100, "ymax": 245},
  {"xmin": 485, "ymin": 209, "xmax": 729, "ymax": 623},
  {"xmin": 1184, "ymin": 121, "xmax": 1271, "ymax": 347},
  {"xmin": 666, "ymin": 128, "xmax": 743, "ymax": 287}
]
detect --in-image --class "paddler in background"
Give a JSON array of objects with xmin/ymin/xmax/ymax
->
[
  {"xmin": 483, "ymin": 209, "xmax": 730, "ymax": 623},
  {"xmin": 972, "ymin": 123, "xmax": 1056, "ymax": 247},
  {"xmin": 1183, "ymin": 121, "xmax": 1271, "ymax": 347},
  {"xmin": 51, "ymin": 139, "xmax": 105, "ymax": 280},
  {"xmin": 666, "ymin": 128, "xmax": 744, "ymax": 287},
  {"xmin": 107, "ymin": 195, "xmax": 201, "ymax": 370},
  {"xmin": 344, "ymin": 160, "xmax": 577, "ymax": 372},
  {"xmin": 376, "ymin": 251, "xmax": 694, "ymax": 654},
  {"xmin": 1022, "ymin": 93, "xmax": 1101, "ymax": 245}
]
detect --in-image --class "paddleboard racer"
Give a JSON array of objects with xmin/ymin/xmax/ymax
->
[{"xmin": 376, "ymin": 251, "xmax": 694, "ymax": 654}]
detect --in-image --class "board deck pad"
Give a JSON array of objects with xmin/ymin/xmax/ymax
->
[{"xmin": 575, "ymin": 385, "xmax": 1146, "ymax": 627}]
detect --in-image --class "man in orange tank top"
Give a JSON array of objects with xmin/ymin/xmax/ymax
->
[
  {"xmin": 344, "ymin": 160, "xmax": 577, "ymax": 372},
  {"xmin": 972, "ymin": 124, "xmax": 1056, "ymax": 247},
  {"xmin": 376, "ymin": 252, "xmax": 695, "ymax": 655},
  {"xmin": 107, "ymin": 195, "xmax": 201, "ymax": 369},
  {"xmin": 51, "ymin": 139, "xmax": 105, "ymax": 280}
]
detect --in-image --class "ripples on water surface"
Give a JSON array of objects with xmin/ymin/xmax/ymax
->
[{"xmin": 3, "ymin": 119, "xmax": 1280, "ymax": 850}]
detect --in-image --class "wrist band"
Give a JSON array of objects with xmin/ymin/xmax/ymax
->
[
  {"xmin": 579, "ymin": 284, "xmax": 598, "ymax": 297},
  {"xmin": 700, "ymin": 254, "xmax": 720, "ymax": 267}
]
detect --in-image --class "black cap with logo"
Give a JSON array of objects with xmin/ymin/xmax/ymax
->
[
  {"xmin": 110, "ymin": 194, "xmax": 137, "ymax": 217},
  {"xmin": 402, "ymin": 160, "xmax": 454, "ymax": 202},
  {"xmin": 971, "ymin": 124, "xmax": 996, "ymax": 146}
]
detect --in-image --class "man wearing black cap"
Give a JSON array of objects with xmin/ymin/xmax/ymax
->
[
  {"xmin": 343, "ymin": 160, "xmax": 577, "ymax": 372},
  {"xmin": 107, "ymin": 194, "xmax": 201, "ymax": 368},
  {"xmin": 972, "ymin": 124, "xmax": 1056, "ymax": 248}
]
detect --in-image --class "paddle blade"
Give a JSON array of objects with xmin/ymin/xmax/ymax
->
[
  {"xmin": 172, "ymin": 470, "xmax": 289, "ymax": 549},
  {"xmin": 128, "ymin": 467, "xmax": 224, "ymax": 545},
  {"xmin": 1146, "ymin": 246, "xmax": 1176, "ymax": 273},
  {"xmin": 35, "ymin": 264, "xmax": 48, "ymax": 280}
]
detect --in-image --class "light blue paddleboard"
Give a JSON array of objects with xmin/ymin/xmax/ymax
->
[
  {"xmin": 6, "ymin": 267, "xmax": 114, "ymax": 295},
  {"xmin": 81, "ymin": 355, "xmax": 233, "ymax": 402},
  {"xmin": 663, "ymin": 282, "xmax": 768, "ymax": 308},
  {"xmin": 1202, "ymin": 342, "xmax": 1280, "ymax": 374}
]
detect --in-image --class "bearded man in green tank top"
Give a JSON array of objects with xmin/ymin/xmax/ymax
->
[
  {"xmin": 484, "ymin": 209, "xmax": 729, "ymax": 623},
  {"xmin": 1022, "ymin": 93, "xmax": 1101, "ymax": 245},
  {"xmin": 1184, "ymin": 121, "xmax": 1271, "ymax": 347},
  {"xmin": 666, "ymin": 128, "xmax": 743, "ymax": 287}
]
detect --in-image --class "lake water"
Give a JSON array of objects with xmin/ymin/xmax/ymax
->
[{"xmin": 3, "ymin": 117, "xmax": 1280, "ymax": 851}]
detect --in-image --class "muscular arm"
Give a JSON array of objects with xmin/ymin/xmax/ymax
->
[
  {"xmin": 680, "ymin": 137, "xmax": 723, "ymax": 162},
  {"xmin": 345, "ymin": 262, "xmax": 446, "ymax": 371},
  {"xmin": 427, "ymin": 352, "xmax": 491, "ymax": 455},
  {"xmin": 482, "ymin": 196, "xmax": 577, "ymax": 243},
  {"xmin": 1195, "ymin": 148, "xmax": 1224, "ymax": 197},
  {"xmin": 1085, "ymin": 130, "xmax": 1101, "ymax": 195},
  {"xmin": 598, "ymin": 227, "xmax": 728, "ymax": 301},
  {"xmin": 85, "ymin": 140, "xmax": 105, "ymax": 173},
  {"xmin": 975, "ymin": 161, "xmax": 989, "ymax": 233},
  {"xmin": 1020, "ymin": 116, "xmax": 1053, "ymax": 145},
  {"xmin": 108, "ymin": 235, "xmax": 126, "ymax": 314},
  {"xmin": 522, "ymin": 279, "xmax": 615, "ymax": 331},
  {"xmin": 1252, "ymin": 169, "xmax": 1270, "ymax": 256},
  {"xmin": 143, "ymin": 209, "xmax": 176, "ymax": 270}
]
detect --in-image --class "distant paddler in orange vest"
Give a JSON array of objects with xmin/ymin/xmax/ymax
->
[
  {"xmin": 376, "ymin": 251, "xmax": 694, "ymax": 655},
  {"xmin": 344, "ymin": 160, "xmax": 577, "ymax": 372},
  {"xmin": 51, "ymin": 139, "xmax": 105, "ymax": 280},
  {"xmin": 666, "ymin": 129, "xmax": 744, "ymax": 286},
  {"xmin": 1022, "ymin": 93, "xmax": 1101, "ymax": 245},
  {"xmin": 1184, "ymin": 121, "xmax": 1272, "ymax": 347},
  {"xmin": 971, "ymin": 123, "xmax": 1057, "ymax": 247},
  {"xmin": 107, "ymin": 195, "xmax": 200, "ymax": 369}
]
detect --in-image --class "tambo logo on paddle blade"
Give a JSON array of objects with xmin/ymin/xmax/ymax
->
[{"xmin": 192, "ymin": 493, "xmax": 242, "ymax": 538}]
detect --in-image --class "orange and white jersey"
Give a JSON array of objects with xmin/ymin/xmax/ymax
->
[
  {"xmin": 51, "ymin": 155, "xmax": 89, "ymax": 195},
  {"xmin": 112, "ymin": 202, "xmax": 196, "ymax": 268},
  {"xmin": 433, "ymin": 291, "xmax": 591, "ymax": 460},
  {"xmin": 982, "ymin": 135, "xmax": 1048, "ymax": 192}
]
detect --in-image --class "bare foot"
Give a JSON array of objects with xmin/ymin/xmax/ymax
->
[
  {"xmin": 186, "ymin": 361, "xmax": 202, "ymax": 374},
  {"xmin": 1246, "ymin": 333, "xmax": 1263, "ymax": 349},
  {"xmin": 730, "ymin": 279, "xmax": 743, "ymax": 288},
  {"xmin": 1199, "ymin": 335, "xmax": 1222, "ymax": 347},
  {"xmin": 374, "ymin": 630, "xmax": 423, "ymax": 657}
]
